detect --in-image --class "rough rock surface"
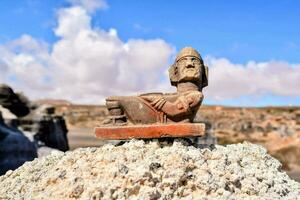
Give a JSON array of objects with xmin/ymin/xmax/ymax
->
[
  {"xmin": 0, "ymin": 140, "xmax": 299, "ymax": 200},
  {"xmin": 53, "ymin": 104, "xmax": 300, "ymax": 170},
  {"xmin": 197, "ymin": 106, "xmax": 300, "ymax": 170}
]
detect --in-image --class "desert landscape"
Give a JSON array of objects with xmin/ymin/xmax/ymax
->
[
  {"xmin": 1, "ymin": 77, "xmax": 299, "ymax": 198},
  {"xmin": 45, "ymin": 101, "xmax": 300, "ymax": 182},
  {"xmin": 1, "ymin": 1, "xmax": 300, "ymax": 199}
]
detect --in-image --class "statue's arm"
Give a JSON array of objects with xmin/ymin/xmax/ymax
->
[
  {"xmin": 161, "ymin": 98, "xmax": 188, "ymax": 116},
  {"xmin": 162, "ymin": 91, "xmax": 203, "ymax": 117},
  {"xmin": 141, "ymin": 91, "xmax": 203, "ymax": 117}
]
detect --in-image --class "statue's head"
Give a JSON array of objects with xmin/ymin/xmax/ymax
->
[{"xmin": 169, "ymin": 47, "xmax": 208, "ymax": 90}]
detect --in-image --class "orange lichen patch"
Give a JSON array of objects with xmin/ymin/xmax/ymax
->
[{"xmin": 94, "ymin": 123, "xmax": 205, "ymax": 140}]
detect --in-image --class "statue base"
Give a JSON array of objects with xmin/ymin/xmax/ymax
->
[{"xmin": 94, "ymin": 123, "xmax": 205, "ymax": 140}]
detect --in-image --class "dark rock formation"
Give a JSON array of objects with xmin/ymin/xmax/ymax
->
[
  {"xmin": 19, "ymin": 104, "xmax": 69, "ymax": 152},
  {"xmin": 0, "ymin": 84, "xmax": 69, "ymax": 175},
  {"xmin": 0, "ymin": 112, "xmax": 37, "ymax": 175},
  {"xmin": 0, "ymin": 84, "xmax": 30, "ymax": 117}
]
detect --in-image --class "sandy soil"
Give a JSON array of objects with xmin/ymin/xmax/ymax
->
[{"xmin": 68, "ymin": 127, "xmax": 103, "ymax": 149}]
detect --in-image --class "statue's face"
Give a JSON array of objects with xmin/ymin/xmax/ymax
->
[{"xmin": 176, "ymin": 56, "xmax": 202, "ymax": 82}]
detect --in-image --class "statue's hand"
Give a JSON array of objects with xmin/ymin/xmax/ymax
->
[
  {"xmin": 141, "ymin": 96, "xmax": 166, "ymax": 110},
  {"xmin": 160, "ymin": 92, "xmax": 203, "ymax": 117},
  {"xmin": 185, "ymin": 91, "xmax": 204, "ymax": 107},
  {"xmin": 173, "ymin": 96, "xmax": 190, "ymax": 112},
  {"xmin": 141, "ymin": 92, "xmax": 203, "ymax": 117}
]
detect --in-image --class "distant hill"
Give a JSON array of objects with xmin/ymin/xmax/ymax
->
[{"xmin": 35, "ymin": 99, "xmax": 73, "ymax": 106}]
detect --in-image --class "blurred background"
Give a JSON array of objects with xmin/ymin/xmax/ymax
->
[{"xmin": 0, "ymin": 0, "xmax": 299, "ymax": 180}]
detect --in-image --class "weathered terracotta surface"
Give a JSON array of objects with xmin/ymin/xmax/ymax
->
[
  {"xmin": 95, "ymin": 123, "xmax": 205, "ymax": 140},
  {"xmin": 95, "ymin": 47, "xmax": 208, "ymax": 139}
]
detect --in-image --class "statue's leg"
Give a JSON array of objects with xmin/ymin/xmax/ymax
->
[{"xmin": 104, "ymin": 99, "xmax": 127, "ymax": 125}]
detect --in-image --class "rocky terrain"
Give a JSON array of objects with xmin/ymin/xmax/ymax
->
[
  {"xmin": 0, "ymin": 85, "xmax": 69, "ymax": 175},
  {"xmin": 199, "ymin": 106, "xmax": 300, "ymax": 171},
  {"xmin": 1, "ymin": 140, "xmax": 299, "ymax": 200},
  {"xmin": 53, "ymin": 103, "xmax": 300, "ymax": 171}
]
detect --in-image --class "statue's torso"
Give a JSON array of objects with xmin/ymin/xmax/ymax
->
[{"xmin": 107, "ymin": 91, "xmax": 202, "ymax": 124}]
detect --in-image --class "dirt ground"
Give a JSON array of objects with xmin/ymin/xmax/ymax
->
[
  {"xmin": 67, "ymin": 127, "xmax": 300, "ymax": 183},
  {"xmin": 68, "ymin": 127, "xmax": 103, "ymax": 149}
]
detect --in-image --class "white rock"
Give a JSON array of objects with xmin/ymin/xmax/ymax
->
[{"xmin": 0, "ymin": 140, "xmax": 299, "ymax": 200}]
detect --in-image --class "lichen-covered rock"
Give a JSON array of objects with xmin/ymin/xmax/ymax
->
[{"xmin": 0, "ymin": 140, "xmax": 299, "ymax": 200}]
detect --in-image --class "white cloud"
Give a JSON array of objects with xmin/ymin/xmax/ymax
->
[
  {"xmin": 0, "ymin": 3, "xmax": 174, "ymax": 104},
  {"xmin": 0, "ymin": 35, "xmax": 52, "ymax": 98},
  {"xmin": 67, "ymin": 0, "xmax": 108, "ymax": 13},
  {"xmin": 0, "ymin": 0, "xmax": 299, "ymax": 105},
  {"xmin": 55, "ymin": 6, "xmax": 91, "ymax": 38},
  {"xmin": 50, "ymin": 5, "xmax": 174, "ymax": 104},
  {"xmin": 204, "ymin": 56, "xmax": 300, "ymax": 101}
]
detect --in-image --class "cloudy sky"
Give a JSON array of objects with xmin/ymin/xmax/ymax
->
[{"xmin": 0, "ymin": 0, "xmax": 299, "ymax": 106}]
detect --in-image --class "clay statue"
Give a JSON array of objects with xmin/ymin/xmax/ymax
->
[
  {"xmin": 103, "ymin": 47, "xmax": 208, "ymax": 125},
  {"xmin": 95, "ymin": 47, "xmax": 208, "ymax": 140}
]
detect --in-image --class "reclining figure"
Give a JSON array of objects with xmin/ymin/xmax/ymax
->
[{"xmin": 103, "ymin": 47, "xmax": 208, "ymax": 125}]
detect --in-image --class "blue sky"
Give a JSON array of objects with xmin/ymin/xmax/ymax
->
[
  {"xmin": 0, "ymin": 0, "xmax": 299, "ymax": 106},
  {"xmin": 1, "ymin": 0, "xmax": 300, "ymax": 63}
]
